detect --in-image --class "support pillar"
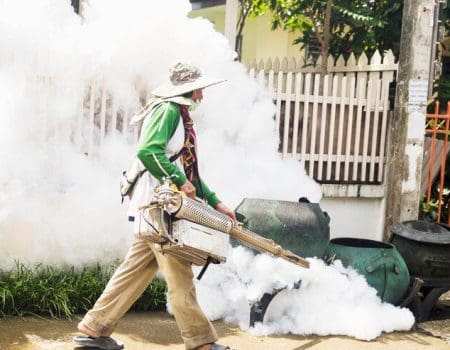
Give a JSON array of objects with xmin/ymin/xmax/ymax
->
[
  {"xmin": 384, "ymin": 0, "xmax": 436, "ymax": 239},
  {"xmin": 224, "ymin": 0, "xmax": 238, "ymax": 51}
]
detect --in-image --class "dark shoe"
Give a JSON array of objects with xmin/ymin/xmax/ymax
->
[
  {"xmin": 73, "ymin": 336, "xmax": 124, "ymax": 350},
  {"xmin": 211, "ymin": 344, "xmax": 231, "ymax": 350}
]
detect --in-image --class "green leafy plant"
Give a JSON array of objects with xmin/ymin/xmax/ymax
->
[
  {"xmin": 242, "ymin": 0, "xmax": 403, "ymax": 61},
  {"xmin": 0, "ymin": 262, "xmax": 166, "ymax": 319},
  {"xmin": 420, "ymin": 197, "xmax": 440, "ymax": 221}
]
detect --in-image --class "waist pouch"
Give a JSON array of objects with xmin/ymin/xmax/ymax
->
[
  {"xmin": 120, "ymin": 158, "xmax": 147, "ymax": 201},
  {"xmin": 120, "ymin": 152, "xmax": 182, "ymax": 202}
]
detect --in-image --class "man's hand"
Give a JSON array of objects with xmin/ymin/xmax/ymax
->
[
  {"xmin": 215, "ymin": 202, "xmax": 237, "ymax": 223},
  {"xmin": 179, "ymin": 180, "xmax": 196, "ymax": 199}
]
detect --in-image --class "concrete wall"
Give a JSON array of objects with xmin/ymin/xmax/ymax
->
[{"xmin": 320, "ymin": 197, "xmax": 386, "ymax": 241}]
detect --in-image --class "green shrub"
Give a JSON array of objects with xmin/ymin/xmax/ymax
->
[{"xmin": 0, "ymin": 262, "xmax": 167, "ymax": 319}]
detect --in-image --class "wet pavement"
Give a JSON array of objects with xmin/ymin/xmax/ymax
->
[{"xmin": 0, "ymin": 312, "xmax": 449, "ymax": 350}]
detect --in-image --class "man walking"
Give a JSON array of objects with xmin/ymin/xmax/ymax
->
[{"xmin": 74, "ymin": 63, "xmax": 235, "ymax": 350}]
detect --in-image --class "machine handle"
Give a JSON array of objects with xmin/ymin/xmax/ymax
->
[{"xmin": 365, "ymin": 254, "xmax": 400, "ymax": 274}]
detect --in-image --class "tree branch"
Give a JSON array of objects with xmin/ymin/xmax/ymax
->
[
  {"xmin": 321, "ymin": 0, "xmax": 333, "ymax": 74},
  {"xmin": 305, "ymin": 8, "xmax": 325, "ymax": 47}
]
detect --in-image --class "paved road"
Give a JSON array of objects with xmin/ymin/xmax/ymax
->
[{"xmin": 0, "ymin": 312, "xmax": 449, "ymax": 350}]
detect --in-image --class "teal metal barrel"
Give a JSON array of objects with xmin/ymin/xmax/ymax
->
[
  {"xmin": 234, "ymin": 198, "xmax": 330, "ymax": 258},
  {"xmin": 324, "ymin": 238, "xmax": 410, "ymax": 305}
]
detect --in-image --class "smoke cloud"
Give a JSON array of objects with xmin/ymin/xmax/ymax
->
[
  {"xmin": 0, "ymin": 0, "xmax": 413, "ymax": 341},
  {"xmin": 192, "ymin": 247, "xmax": 414, "ymax": 341},
  {"xmin": 0, "ymin": 0, "xmax": 320, "ymax": 267}
]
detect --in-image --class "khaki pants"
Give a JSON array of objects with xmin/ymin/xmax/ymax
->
[{"xmin": 82, "ymin": 235, "xmax": 218, "ymax": 349}]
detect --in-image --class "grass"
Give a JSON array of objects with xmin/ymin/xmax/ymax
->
[{"xmin": 0, "ymin": 262, "xmax": 167, "ymax": 319}]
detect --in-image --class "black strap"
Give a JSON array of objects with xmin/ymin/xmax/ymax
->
[
  {"xmin": 121, "ymin": 169, "xmax": 147, "ymax": 204},
  {"xmin": 196, "ymin": 256, "xmax": 213, "ymax": 280},
  {"xmin": 169, "ymin": 151, "xmax": 182, "ymax": 163}
]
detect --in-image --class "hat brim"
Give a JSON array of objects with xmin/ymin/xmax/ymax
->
[{"xmin": 151, "ymin": 76, "xmax": 226, "ymax": 98}]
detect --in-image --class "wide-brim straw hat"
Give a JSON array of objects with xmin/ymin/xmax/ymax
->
[{"xmin": 152, "ymin": 62, "xmax": 226, "ymax": 98}]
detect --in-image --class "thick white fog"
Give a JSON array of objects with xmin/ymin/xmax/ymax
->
[
  {"xmin": 0, "ymin": 0, "xmax": 413, "ymax": 340},
  {"xmin": 192, "ymin": 248, "xmax": 414, "ymax": 341},
  {"xmin": 0, "ymin": 0, "xmax": 320, "ymax": 267}
]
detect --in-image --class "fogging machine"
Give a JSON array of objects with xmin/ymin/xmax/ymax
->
[{"xmin": 138, "ymin": 180, "xmax": 309, "ymax": 272}]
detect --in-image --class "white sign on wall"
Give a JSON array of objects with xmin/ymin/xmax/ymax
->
[{"xmin": 408, "ymin": 79, "xmax": 429, "ymax": 112}]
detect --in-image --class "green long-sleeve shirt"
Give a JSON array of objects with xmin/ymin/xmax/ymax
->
[{"xmin": 136, "ymin": 101, "xmax": 221, "ymax": 208}]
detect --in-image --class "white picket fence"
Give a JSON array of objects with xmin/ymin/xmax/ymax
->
[
  {"xmin": 67, "ymin": 50, "xmax": 397, "ymax": 187},
  {"xmin": 248, "ymin": 50, "xmax": 397, "ymax": 184},
  {"xmin": 74, "ymin": 82, "xmax": 143, "ymax": 156}
]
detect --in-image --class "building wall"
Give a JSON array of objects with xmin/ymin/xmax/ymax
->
[
  {"xmin": 189, "ymin": 5, "xmax": 226, "ymax": 33},
  {"xmin": 189, "ymin": 6, "xmax": 303, "ymax": 63},
  {"xmin": 320, "ymin": 197, "xmax": 385, "ymax": 241}
]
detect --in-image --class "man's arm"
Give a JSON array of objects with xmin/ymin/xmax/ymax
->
[
  {"xmin": 136, "ymin": 102, "xmax": 187, "ymax": 187},
  {"xmin": 192, "ymin": 178, "xmax": 220, "ymax": 208},
  {"xmin": 137, "ymin": 101, "xmax": 236, "ymax": 221},
  {"xmin": 193, "ymin": 178, "xmax": 236, "ymax": 221}
]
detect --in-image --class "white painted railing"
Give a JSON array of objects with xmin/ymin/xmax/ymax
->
[
  {"xmin": 66, "ymin": 50, "xmax": 396, "ymax": 189},
  {"xmin": 74, "ymin": 82, "xmax": 142, "ymax": 156},
  {"xmin": 248, "ymin": 50, "xmax": 397, "ymax": 185}
]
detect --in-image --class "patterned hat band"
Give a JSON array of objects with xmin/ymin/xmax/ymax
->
[{"xmin": 169, "ymin": 63, "xmax": 202, "ymax": 85}]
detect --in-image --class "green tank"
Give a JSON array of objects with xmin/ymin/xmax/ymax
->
[
  {"xmin": 234, "ymin": 198, "xmax": 330, "ymax": 258},
  {"xmin": 324, "ymin": 238, "xmax": 410, "ymax": 305}
]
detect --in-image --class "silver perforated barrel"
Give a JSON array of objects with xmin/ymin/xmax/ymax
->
[
  {"xmin": 168, "ymin": 195, "xmax": 234, "ymax": 233},
  {"xmin": 160, "ymin": 190, "xmax": 309, "ymax": 269}
]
